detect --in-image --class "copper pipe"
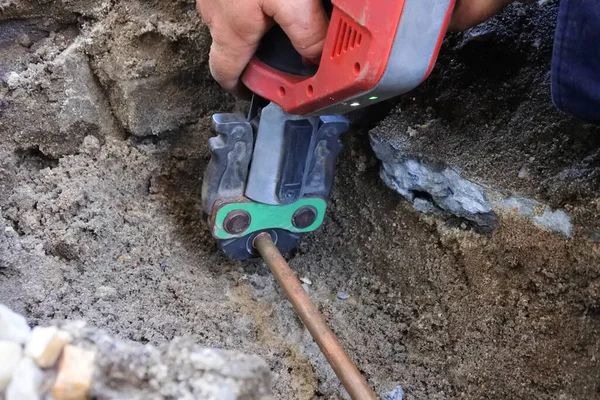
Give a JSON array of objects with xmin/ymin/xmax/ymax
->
[{"xmin": 253, "ymin": 233, "xmax": 377, "ymax": 400}]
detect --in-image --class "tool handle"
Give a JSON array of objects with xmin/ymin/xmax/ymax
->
[{"xmin": 241, "ymin": 0, "xmax": 455, "ymax": 116}]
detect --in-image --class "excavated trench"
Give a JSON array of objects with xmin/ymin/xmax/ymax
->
[{"xmin": 1, "ymin": 1, "xmax": 599, "ymax": 399}]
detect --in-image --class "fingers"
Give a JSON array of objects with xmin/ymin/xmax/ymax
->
[
  {"xmin": 196, "ymin": 0, "xmax": 328, "ymax": 95},
  {"xmin": 208, "ymin": 33, "xmax": 262, "ymax": 96},
  {"xmin": 262, "ymin": 0, "xmax": 329, "ymax": 62},
  {"xmin": 198, "ymin": 0, "xmax": 272, "ymax": 95},
  {"xmin": 449, "ymin": 0, "xmax": 516, "ymax": 31}
]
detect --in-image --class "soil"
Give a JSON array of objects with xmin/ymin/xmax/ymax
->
[{"xmin": 1, "ymin": 1, "xmax": 599, "ymax": 399}]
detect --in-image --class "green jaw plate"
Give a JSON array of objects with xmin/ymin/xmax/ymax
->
[{"xmin": 213, "ymin": 198, "xmax": 327, "ymax": 240}]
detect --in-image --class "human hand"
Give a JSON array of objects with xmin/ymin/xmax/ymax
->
[
  {"xmin": 449, "ymin": 0, "xmax": 517, "ymax": 31},
  {"xmin": 196, "ymin": 0, "xmax": 328, "ymax": 96},
  {"xmin": 197, "ymin": 0, "xmax": 518, "ymax": 95}
]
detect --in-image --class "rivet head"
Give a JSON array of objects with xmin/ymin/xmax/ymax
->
[
  {"xmin": 224, "ymin": 210, "xmax": 251, "ymax": 234},
  {"xmin": 292, "ymin": 206, "xmax": 318, "ymax": 229}
]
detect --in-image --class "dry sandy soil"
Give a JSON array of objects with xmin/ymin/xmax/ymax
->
[{"xmin": 1, "ymin": 0, "xmax": 599, "ymax": 399}]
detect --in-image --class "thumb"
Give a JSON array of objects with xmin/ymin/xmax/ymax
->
[{"xmin": 262, "ymin": 0, "xmax": 329, "ymax": 62}]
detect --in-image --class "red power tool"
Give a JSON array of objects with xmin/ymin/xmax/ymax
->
[{"xmin": 201, "ymin": 0, "xmax": 456, "ymax": 260}]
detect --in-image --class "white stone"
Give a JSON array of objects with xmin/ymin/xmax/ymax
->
[
  {"xmin": 5, "ymin": 72, "xmax": 22, "ymax": 90},
  {"xmin": 0, "ymin": 304, "xmax": 31, "ymax": 344},
  {"xmin": 5, "ymin": 358, "xmax": 43, "ymax": 400},
  {"xmin": 25, "ymin": 327, "xmax": 73, "ymax": 369},
  {"xmin": 0, "ymin": 341, "xmax": 23, "ymax": 389},
  {"xmin": 300, "ymin": 277, "xmax": 312, "ymax": 285}
]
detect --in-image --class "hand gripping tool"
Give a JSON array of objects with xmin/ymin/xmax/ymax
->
[{"xmin": 201, "ymin": 0, "xmax": 456, "ymax": 260}]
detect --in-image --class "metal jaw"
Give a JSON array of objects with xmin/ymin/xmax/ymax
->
[{"xmin": 202, "ymin": 99, "xmax": 350, "ymax": 260}]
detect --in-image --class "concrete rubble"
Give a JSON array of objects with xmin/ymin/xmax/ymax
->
[{"xmin": 0, "ymin": 304, "xmax": 273, "ymax": 400}]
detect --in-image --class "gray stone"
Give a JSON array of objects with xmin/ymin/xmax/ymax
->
[
  {"xmin": 84, "ymin": 0, "xmax": 216, "ymax": 137},
  {"xmin": 54, "ymin": 322, "xmax": 274, "ymax": 400},
  {"xmin": 337, "ymin": 292, "xmax": 350, "ymax": 300},
  {"xmin": 383, "ymin": 386, "xmax": 404, "ymax": 400},
  {"xmin": 370, "ymin": 134, "xmax": 572, "ymax": 237},
  {"xmin": 54, "ymin": 43, "xmax": 121, "ymax": 140},
  {"xmin": 106, "ymin": 74, "xmax": 205, "ymax": 136},
  {"xmin": 412, "ymin": 197, "xmax": 439, "ymax": 214},
  {"xmin": 371, "ymin": 134, "xmax": 497, "ymax": 231},
  {"xmin": 16, "ymin": 33, "xmax": 32, "ymax": 48},
  {"xmin": 94, "ymin": 286, "xmax": 117, "ymax": 300}
]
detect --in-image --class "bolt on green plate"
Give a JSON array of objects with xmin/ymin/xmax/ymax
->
[{"xmin": 212, "ymin": 198, "xmax": 327, "ymax": 240}]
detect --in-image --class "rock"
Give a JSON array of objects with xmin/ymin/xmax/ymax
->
[
  {"xmin": 16, "ymin": 33, "xmax": 32, "ymax": 48},
  {"xmin": 2, "ymin": 39, "xmax": 121, "ymax": 159},
  {"xmin": 302, "ymin": 283, "xmax": 310, "ymax": 294},
  {"xmin": 412, "ymin": 197, "xmax": 439, "ymax": 214},
  {"xmin": 518, "ymin": 166, "xmax": 529, "ymax": 179},
  {"xmin": 5, "ymin": 358, "xmax": 44, "ymax": 400},
  {"xmin": 337, "ymin": 292, "xmax": 350, "ymax": 300},
  {"xmin": 383, "ymin": 386, "xmax": 404, "ymax": 400},
  {"xmin": 0, "ymin": 304, "xmax": 31, "ymax": 344},
  {"xmin": 79, "ymin": 135, "xmax": 101, "ymax": 157},
  {"xmin": 52, "ymin": 345, "xmax": 96, "ymax": 400},
  {"xmin": 460, "ymin": 26, "xmax": 497, "ymax": 47},
  {"xmin": 370, "ymin": 134, "xmax": 573, "ymax": 237},
  {"xmin": 93, "ymin": 285, "xmax": 117, "ymax": 300},
  {"xmin": 25, "ymin": 326, "xmax": 73, "ymax": 369},
  {"xmin": 55, "ymin": 43, "xmax": 121, "ymax": 141},
  {"xmin": 104, "ymin": 74, "xmax": 207, "ymax": 136},
  {"xmin": 300, "ymin": 277, "xmax": 312, "ymax": 285},
  {"xmin": 0, "ymin": 341, "xmax": 22, "ymax": 389},
  {"xmin": 5, "ymin": 72, "xmax": 22, "ymax": 90},
  {"xmin": 85, "ymin": 0, "xmax": 219, "ymax": 137},
  {"xmin": 370, "ymin": 135, "xmax": 498, "ymax": 231},
  {"xmin": 58, "ymin": 322, "xmax": 274, "ymax": 400},
  {"xmin": 495, "ymin": 197, "xmax": 572, "ymax": 237}
]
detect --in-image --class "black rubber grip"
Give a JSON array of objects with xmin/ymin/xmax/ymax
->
[{"xmin": 254, "ymin": 0, "xmax": 333, "ymax": 77}]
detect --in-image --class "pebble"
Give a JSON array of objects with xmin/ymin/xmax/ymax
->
[
  {"xmin": 300, "ymin": 277, "xmax": 312, "ymax": 285},
  {"xmin": 139, "ymin": 59, "xmax": 156, "ymax": 76},
  {"xmin": 94, "ymin": 285, "xmax": 117, "ymax": 300},
  {"xmin": 79, "ymin": 135, "xmax": 101, "ymax": 157},
  {"xmin": 25, "ymin": 326, "xmax": 73, "ymax": 368},
  {"xmin": 5, "ymin": 72, "xmax": 22, "ymax": 91},
  {"xmin": 301, "ymin": 283, "xmax": 310, "ymax": 294},
  {"xmin": 5, "ymin": 358, "xmax": 44, "ymax": 400},
  {"xmin": 52, "ymin": 345, "xmax": 96, "ymax": 400},
  {"xmin": 0, "ymin": 304, "xmax": 31, "ymax": 344},
  {"xmin": 0, "ymin": 340, "xmax": 22, "ymax": 389},
  {"xmin": 383, "ymin": 385, "xmax": 404, "ymax": 400},
  {"xmin": 16, "ymin": 33, "xmax": 32, "ymax": 48},
  {"xmin": 336, "ymin": 292, "xmax": 350, "ymax": 300},
  {"xmin": 518, "ymin": 166, "xmax": 529, "ymax": 179}
]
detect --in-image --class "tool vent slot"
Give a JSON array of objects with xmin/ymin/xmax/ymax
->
[{"xmin": 331, "ymin": 17, "xmax": 362, "ymax": 58}]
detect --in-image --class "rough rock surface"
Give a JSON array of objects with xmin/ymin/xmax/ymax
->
[
  {"xmin": 0, "ymin": 304, "xmax": 272, "ymax": 400},
  {"xmin": 56, "ymin": 321, "xmax": 273, "ymax": 400},
  {"xmin": 1, "ymin": 1, "xmax": 599, "ymax": 399}
]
